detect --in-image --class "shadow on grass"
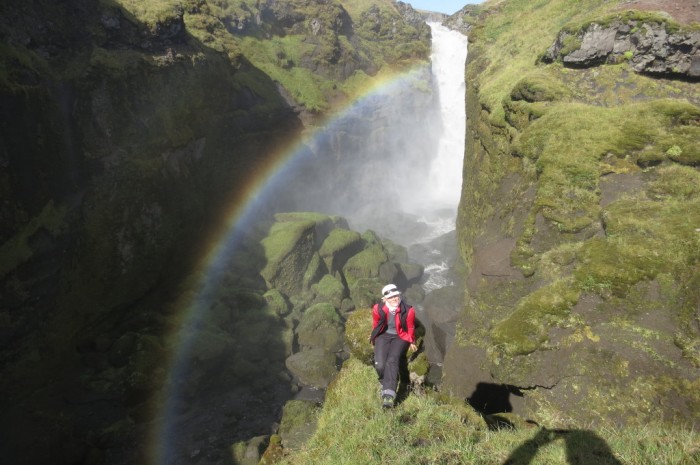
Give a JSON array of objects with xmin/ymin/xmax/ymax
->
[{"xmin": 503, "ymin": 426, "xmax": 623, "ymax": 465}]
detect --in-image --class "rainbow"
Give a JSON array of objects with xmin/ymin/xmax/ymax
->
[{"xmin": 148, "ymin": 63, "xmax": 431, "ymax": 464}]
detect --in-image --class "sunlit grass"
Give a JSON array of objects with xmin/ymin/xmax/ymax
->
[
  {"xmin": 103, "ymin": 0, "xmax": 184, "ymax": 25},
  {"xmin": 473, "ymin": 0, "xmax": 617, "ymax": 124},
  {"xmin": 276, "ymin": 358, "xmax": 700, "ymax": 465}
]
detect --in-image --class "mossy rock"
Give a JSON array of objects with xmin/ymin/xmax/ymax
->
[
  {"xmin": 302, "ymin": 252, "xmax": 328, "ymax": 291},
  {"xmin": 344, "ymin": 308, "xmax": 374, "ymax": 365},
  {"xmin": 510, "ymin": 72, "xmax": 571, "ymax": 103},
  {"xmin": 408, "ymin": 351, "xmax": 429, "ymax": 377},
  {"xmin": 397, "ymin": 262, "xmax": 425, "ymax": 284},
  {"xmin": 263, "ymin": 289, "xmax": 291, "ymax": 318},
  {"xmin": 231, "ymin": 435, "xmax": 268, "ymax": 465},
  {"xmin": 361, "ymin": 229, "xmax": 382, "ymax": 246},
  {"xmin": 378, "ymin": 261, "xmax": 400, "ymax": 284},
  {"xmin": 318, "ymin": 228, "xmax": 363, "ymax": 273},
  {"xmin": 342, "ymin": 244, "xmax": 388, "ymax": 286},
  {"xmin": 310, "ymin": 274, "xmax": 345, "ymax": 309},
  {"xmin": 285, "ymin": 348, "xmax": 338, "ymax": 388},
  {"xmin": 296, "ymin": 303, "xmax": 343, "ymax": 352},
  {"xmin": 260, "ymin": 219, "xmax": 318, "ymax": 295},
  {"xmin": 491, "ymin": 279, "xmax": 580, "ymax": 356},
  {"xmin": 348, "ymin": 277, "xmax": 383, "ymax": 309},
  {"xmin": 381, "ymin": 238, "xmax": 409, "ymax": 263},
  {"xmin": 259, "ymin": 434, "xmax": 284, "ymax": 465}
]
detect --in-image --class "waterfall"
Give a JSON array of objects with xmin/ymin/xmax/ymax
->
[
  {"xmin": 425, "ymin": 22, "xmax": 469, "ymax": 212},
  {"xmin": 264, "ymin": 21, "xmax": 469, "ymax": 273},
  {"xmin": 403, "ymin": 23, "xmax": 468, "ymax": 291}
]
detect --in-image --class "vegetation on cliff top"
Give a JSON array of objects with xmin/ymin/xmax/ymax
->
[
  {"xmin": 93, "ymin": 0, "xmax": 430, "ymax": 111},
  {"xmin": 274, "ymin": 357, "xmax": 699, "ymax": 464},
  {"xmin": 455, "ymin": 0, "xmax": 700, "ymax": 428}
]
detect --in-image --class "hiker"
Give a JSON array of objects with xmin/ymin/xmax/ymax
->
[{"xmin": 369, "ymin": 284, "xmax": 417, "ymax": 408}]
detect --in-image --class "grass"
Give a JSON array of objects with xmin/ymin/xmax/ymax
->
[
  {"xmin": 100, "ymin": 0, "xmax": 184, "ymax": 26},
  {"xmin": 275, "ymin": 357, "xmax": 700, "ymax": 465},
  {"xmin": 457, "ymin": 0, "xmax": 700, "ymax": 428}
]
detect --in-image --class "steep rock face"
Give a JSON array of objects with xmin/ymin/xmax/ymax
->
[
  {"xmin": 447, "ymin": 0, "xmax": 700, "ymax": 428},
  {"xmin": 0, "ymin": 0, "xmax": 432, "ymax": 463}
]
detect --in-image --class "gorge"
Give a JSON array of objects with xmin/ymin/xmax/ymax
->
[{"xmin": 1, "ymin": 1, "xmax": 699, "ymax": 465}]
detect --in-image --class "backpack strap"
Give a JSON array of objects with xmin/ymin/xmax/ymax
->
[{"xmin": 370, "ymin": 303, "xmax": 386, "ymax": 344}]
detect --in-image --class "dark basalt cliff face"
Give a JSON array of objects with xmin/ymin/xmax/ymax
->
[
  {"xmin": 446, "ymin": 0, "xmax": 700, "ymax": 430},
  {"xmin": 0, "ymin": 1, "xmax": 430, "ymax": 463}
]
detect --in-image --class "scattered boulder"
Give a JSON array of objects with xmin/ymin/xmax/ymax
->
[
  {"xmin": 285, "ymin": 348, "xmax": 338, "ymax": 388},
  {"xmin": 296, "ymin": 303, "xmax": 344, "ymax": 352}
]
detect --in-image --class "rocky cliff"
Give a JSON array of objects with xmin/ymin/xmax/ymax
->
[
  {"xmin": 0, "ymin": 1, "xmax": 430, "ymax": 463},
  {"xmin": 446, "ymin": 0, "xmax": 700, "ymax": 428}
]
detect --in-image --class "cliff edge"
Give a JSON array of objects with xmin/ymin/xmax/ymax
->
[{"xmin": 446, "ymin": 0, "xmax": 700, "ymax": 428}]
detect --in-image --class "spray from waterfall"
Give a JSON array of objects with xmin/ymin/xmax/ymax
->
[
  {"xmin": 154, "ymin": 22, "xmax": 470, "ymax": 463},
  {"xmin": 266, "ymin": 23, "xmax": 469, "ymax": 249}
]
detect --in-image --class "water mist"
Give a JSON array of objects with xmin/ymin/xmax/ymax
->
[{"xmin": 269, "ymin": 23, "xmax": 469, "ymax": 253}]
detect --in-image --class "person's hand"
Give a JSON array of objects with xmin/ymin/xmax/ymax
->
[{"xmin": 409, "ymin": 343, "xmax": 417, "ymax": 352}]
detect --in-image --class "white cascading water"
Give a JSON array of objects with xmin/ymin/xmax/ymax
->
[
  {"xmin": 412, "ymin": 23, "xmax": 469, "ymax": 290},
  {"xmin": 425, "ymin": 22, "xmax": 469, "ymax": 212}
]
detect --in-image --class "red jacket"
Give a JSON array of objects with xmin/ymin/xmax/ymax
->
[{"xmin": 371, "ymin": 301, "xmax": 416, "ymax": 344}]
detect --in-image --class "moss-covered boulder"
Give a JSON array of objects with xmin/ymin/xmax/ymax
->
[
  {"xmin": 296, "ymin": 303, "xmax": 344, "ymax": 352},
  {"xmin": 319, "ymin": 228, "xmax": 364, "ymax": 274},
  {"xmin": 285, "ymin": 348, "xmax": 338, "ymax": 388},
  {"xmin": 263, "ymin": 289, "xmax": 292, "ymax": 318},
  {"xmin": 344, "ymin": 308, "xmax": 374, "ymax": 365},
  {"xmin": 348, "ymin": 277, "xmax": 384, "ymax": 309},
  {"xmin": 342, "ymin": 244, "xmax": 388, "ymax": 286},
  {"xmin": 260, "ymin": 218, "xmax": 326, "ymax": 295},
  {"xmin": 310, "ymin": 274, "xmax": 346, "ymax": 309}
]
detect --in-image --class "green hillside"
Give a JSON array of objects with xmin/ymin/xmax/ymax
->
[{"xmin": 273, "ymin": 358, "xmax": 698, "ymax": 464}]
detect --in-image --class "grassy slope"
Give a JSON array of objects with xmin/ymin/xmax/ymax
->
[
  {"xmin": 92, "ymin": 0, "xmax": 429, "ymax": 112},
  {"xmin": 453, "ymin": 0, "xmax": 699, "ymax": 428},
  {"xmin": 275, "ymin": 358, "xmax": 699, "ymax": 464},
  {"xmin": 275, "ymin": 1, "xmax": 700, "ymax": 461}
]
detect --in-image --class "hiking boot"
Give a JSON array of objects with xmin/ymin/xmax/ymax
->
[{"xmin": 382, "ymin": 394, "xmax": 394, "ymax": 409}]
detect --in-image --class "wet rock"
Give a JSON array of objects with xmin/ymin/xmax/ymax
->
[{"xmin": 285, "ymin": 348, "xmax": 338, "ymax": 388}]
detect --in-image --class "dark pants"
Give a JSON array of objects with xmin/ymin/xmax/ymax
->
[{"xmin": 373, "ymin": 333, "xmax": 409, "ymax": 398}]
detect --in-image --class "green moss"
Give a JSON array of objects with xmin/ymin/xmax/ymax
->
[
  {"xmin": 510, "ymin": 72, "xmax": 571, "ymax": 103},
  {"xmin": 348, "ymin": 277, "xmax": 383, "ymax": 309},
  {"xmin": 648, "ymin": 164, "xmax": 700, "ymax": 200},
  {"xmin": 575, "ymin": 197, "xmax": 700, "ymax": 297},
  {"xmin": 0, "ymin": 41, "xmax": 49, "ymax": 90},
  {"xmin": 408, "ymin": 352, "xmax": 429, "ymax": 377},
  {"xmin": 264, "ymin": 289, "xmax": 291, "ymax": 318},
  {"xmin": 103, "ymin": 0, "xmax": 184, "ymax": 27},
  {"xmin": 342, "ymin": 245, "xmax": 388, "ymax": 286},
  {"xmin": 513, "ymin": 100, "xmax": 699, "ymax": 233},
  {"xmin": 344, "ymin": 308, "xmax": 374, "ymax": 365},
  {"xmin": 319, "ymin": 228, "xmax": 362, "ymax": 258},
  {"xmin": 261, "ymin": 220, "xmax": 316, "ymax": 269},
  {"xmin": 0, "ymin": 201, "xmax": 67, "ymax": 279},
  {"xmin": 491, "ymin": 279, "xmax": 580, "ymax": 356},
  {"xmin": 303, "ymin": 252, "xmax": 327, "ymax": 290},
  {"xmin": 311, "ymin": 274, "xmax": 345, "ymax": 308},
  {"xmin": 89, "ymin": 47, "xmax": 144, "ymax": 77},
  {"xmin": 559, "ymin": 34, "xmax": 582, "ymax": 56}
]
